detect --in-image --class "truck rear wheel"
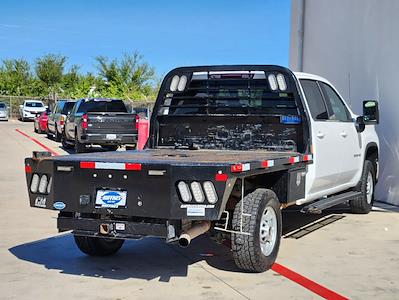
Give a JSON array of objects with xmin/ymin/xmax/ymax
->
[
  {"xmin": 54, "ymin": 126, "xmax": 61, "ymax": 142},
  {"xmin": 75, "ymin": 135, "xmax": 86, "ymax": 153},
  {"xmin": 61, "ymin": 132, "xmax": 74, "ymax": 149},
  {"xmin": 350, "ymin": 160, "xmax": 375, "ymax": 214},
  {"xmin": 231, "ymin": 188, "xmax": 282, "ymax": 272},
  {"xmin": 74, "ymin": 235, "xmax": 124, "ymax": 256}
]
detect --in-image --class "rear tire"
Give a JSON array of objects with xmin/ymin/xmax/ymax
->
[
  {"xmin": 101, "ymin": 145, "xmax": 118, "ymax": 151},
  {"xmin": 75, "ymin": 134, "xmax": 86, "ymax": 153},
  {"xmin": 350, "ymin": 160, "xmax": 375, "ymax": 214},
  {"xmin": 54, "ymin": 126, "xmax": 61, "ymax": 142},
  {"xmin": 34, "ymin": 123, "xmax": 38, "ymax": 133},
  {"xmin": 231, "ymin": 188, "xmax": 282, "ymax": 272},
  {"xmin": 61, "ymin": 131, "xmax": 74, "ymax": 149},
  {"xmin": 74, "ymin": 235, "xmax": 124, "ymax": 256}
]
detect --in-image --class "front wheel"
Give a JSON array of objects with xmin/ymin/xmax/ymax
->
[
  {"xmin": 350, "ymin": 160, "xmax": 375, "ymax": 214},
  {"xmin": 74, "ymin": 235, "xmax": 124, "ymax": 256},
  {"xmin": 231, "ymin": 188, "xmax": 282, "ymax": 272}
]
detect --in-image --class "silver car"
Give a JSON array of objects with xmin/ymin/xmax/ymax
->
[{"xmin": 0, "ymin": 103, "xmax": 8, "ymax": 121}]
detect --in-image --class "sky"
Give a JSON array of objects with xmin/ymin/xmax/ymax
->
[{"xmin": 0, "ymin": 0, "xmax": 291, "ymax": 77}]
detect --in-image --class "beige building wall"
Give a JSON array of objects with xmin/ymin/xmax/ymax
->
[{"xmin": 290, "ymin": 0, "xmax": 399, "ymax": 204}]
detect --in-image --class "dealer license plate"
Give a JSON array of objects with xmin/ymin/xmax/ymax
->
[{"xmin": 95, "ymin": 190, "xmax": 127, "ymax": 208}]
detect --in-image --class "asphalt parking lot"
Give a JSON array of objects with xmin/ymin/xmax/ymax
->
[{"xmin": 1, "ymin": 120, "xmax": 399, "ymax": 300}]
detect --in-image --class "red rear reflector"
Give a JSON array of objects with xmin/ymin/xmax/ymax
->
[
  {"xmin": 125, "ymin": 163, "xmax": 142, "ymax": 171},
  {"xmin": 289, "ymin": 157, "xmax": 300, "ymax": 164},
  {"xmin": 261, "ymin": 160, "xmax": 275, "ymax": 168},
  {"xmin": 25, "ymin": 165, "xmax": 32, "ymax": 173},
  {"xmin": 80, "ymin": 161, "xmax": 95, "ymax": 169},
  {"xmin": 135, "ymin": 115, "xmax": 140, "ymax": 130},
  {"xmin": 215, "ymin": 173, "xmax": 228, "ymax": 182}
]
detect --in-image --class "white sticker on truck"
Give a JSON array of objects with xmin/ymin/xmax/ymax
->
[{"xmin": 186, "ymin": 206, "xmax": 206, "ymax": 216}]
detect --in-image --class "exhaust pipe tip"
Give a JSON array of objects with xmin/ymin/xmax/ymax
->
[{"xmin": 178, "ymin": 233, "xmax": 191, "ymax": 248}]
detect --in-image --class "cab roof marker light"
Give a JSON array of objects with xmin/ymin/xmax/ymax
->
[
  {"xmin": 177, "ymin": 75, "xmax": 187, "ymax": 91},
  {"xmin": 30, "ymin": 174, "xmax": 40, "ymax": 193},
  {"xmin": 261, "ymin": 160, "xmax": 275, "ymax": 168},
  {"xmin": 276, "ymin": 74, "xmax": 287, "ymax": 91},
  {"xmin": 170, "ymin": 75, "xmax": 180, "ymax": 92},
  {"xmin": 177, "ymin": 181, "xmax": 192, "ymax": 203},
  {"xmin": 268, "ymin": 74, "xmax": 278, "ymax": 91}
]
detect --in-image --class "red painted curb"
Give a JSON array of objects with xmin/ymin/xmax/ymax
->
[
  {"xmin": 271, "ymin": 263, "xmax": 348, "ymax": 300},
  {"xmin": 15, "ymin": 129, "xmax": 60, "ymax": 156}
]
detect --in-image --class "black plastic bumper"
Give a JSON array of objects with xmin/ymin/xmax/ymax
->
[{"xmin": 80, "ymin": 133, "xmax": 137, "ymax": 145}]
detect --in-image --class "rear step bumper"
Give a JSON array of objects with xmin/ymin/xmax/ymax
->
[
  {"xmin": 58, "ymin": 216, "xmax": 171, "ymax": 240},
  {"xmin": 80, "ymin": 133, "xmax": 137, "ymax": 145},
  {"xmin": 301, "ymin": 191, "xmax": 362, "ymax": 214}
]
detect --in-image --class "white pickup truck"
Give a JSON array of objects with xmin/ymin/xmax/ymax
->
[{"xmin": 25, "ymin": 65, "xmax": 379, "ymax": 272}]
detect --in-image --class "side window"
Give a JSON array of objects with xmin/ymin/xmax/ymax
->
[
  {"xmin": 300, "ymin": 79, "xmax": 328, "ymax": 120},
  {"xmin": 319, "ymin": 82, "xmax": 351, "ymax": 122},
  {"xmin": 70, "ymin": 101, "xmax": 79, "ymax": 115},
  {"xmin": 56, "ymin": 102, "xmax": 64, "ymax": 113}
]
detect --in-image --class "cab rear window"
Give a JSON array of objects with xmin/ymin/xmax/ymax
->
[{"xmin": 78, "ymin": 99, "xmax": 127, "ymax": 113}]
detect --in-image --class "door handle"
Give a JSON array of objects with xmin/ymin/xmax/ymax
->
[
  {"xmin": 317, "ymin": 132, "xmax": 325, "ymax": 138},
  {"xmin": 340, "ymin": 131, "xmax": 348, "ymax": 138}
]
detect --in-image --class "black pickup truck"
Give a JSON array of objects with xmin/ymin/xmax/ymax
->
[
  {"xmin": 25, "ymin": 65, "xmax": 378, "ymax": 272},
  {"xmin": 62, "ymin": 98, "xmax": 138, "ymax": 152}
]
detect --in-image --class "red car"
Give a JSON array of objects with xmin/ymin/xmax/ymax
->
[{"xmin": 34, "ymin": 111, "xmax": 49, "ymax": 134}]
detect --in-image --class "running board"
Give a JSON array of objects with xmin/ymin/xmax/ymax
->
[{"xmin": 301, "ymin": 191, "xmax": 362, "ymax": 214}]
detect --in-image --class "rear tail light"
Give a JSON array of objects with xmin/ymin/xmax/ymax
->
[
  {"xmin": 30, "ymin": 173, "xmax": 52, "ymax": 194},
  {"xmin": 203, "ymin": 181, "xmax": 218, "ymax": 204},
  {"xmin": 190, "ymin": 181, "xmax": 205, "ymax": 203},
  {"xmin": 38, "ymin": 175, "xmax": 48, "ymax": 194},
  {"xmin": 135, "ymin": 114, "xmax": 140, "ymax": 130},
  {"xmin": 60, "ymin": 116, "xmax": 65, "ymax": 126},
  {"xmin": 177, "ymin": 181, "xmax": 192, "ymax": 202},
  {"xmin": 82, "ymin": 114, "xmax": 88, "ymax": 129},
  {"xmin": 30, "ymin": 174, "xmax": 40, "ymax": 193}
]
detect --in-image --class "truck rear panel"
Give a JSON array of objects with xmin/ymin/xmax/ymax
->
[{"xmin": 25, "ymin": 149, "xmax": 312, "ymax": 220}]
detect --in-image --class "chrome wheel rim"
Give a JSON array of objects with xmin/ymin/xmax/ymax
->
[
  {"xmin": 259, "ymin": 206, "xmax": 278, "ymax": 256},
  {"xmin": 366, "ymin": 172, "xmax": 373, "ymax": 204}
]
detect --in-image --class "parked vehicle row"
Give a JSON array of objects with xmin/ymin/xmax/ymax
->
[{"xmin": 32, "ymin": 98, "xmax": 140, "ymax": 153}]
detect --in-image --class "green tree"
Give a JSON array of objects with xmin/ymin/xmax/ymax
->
[
  {"xmin": 35, "ymin": 54, "xmax": 66, "ymax": 98},
  {"xmin": 0, "ymin": 58, "xmax": 33, "ymax": 95},
  {"xmin": 95, "ymin": 52, "xmax": 156, "ymax": 100}
]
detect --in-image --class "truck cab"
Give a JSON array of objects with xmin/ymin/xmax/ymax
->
[{"xmin": 295, "ymin": 72, "xmax": 379, "ymax": 204}]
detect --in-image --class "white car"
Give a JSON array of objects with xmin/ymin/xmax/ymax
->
[
  {"xmin": 0, "ymin": 102, "xmax": 8, "ymax": 121},
  {"xmin": 19, "ymin": 100, "xmax": 46, "ymax": 122}
]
